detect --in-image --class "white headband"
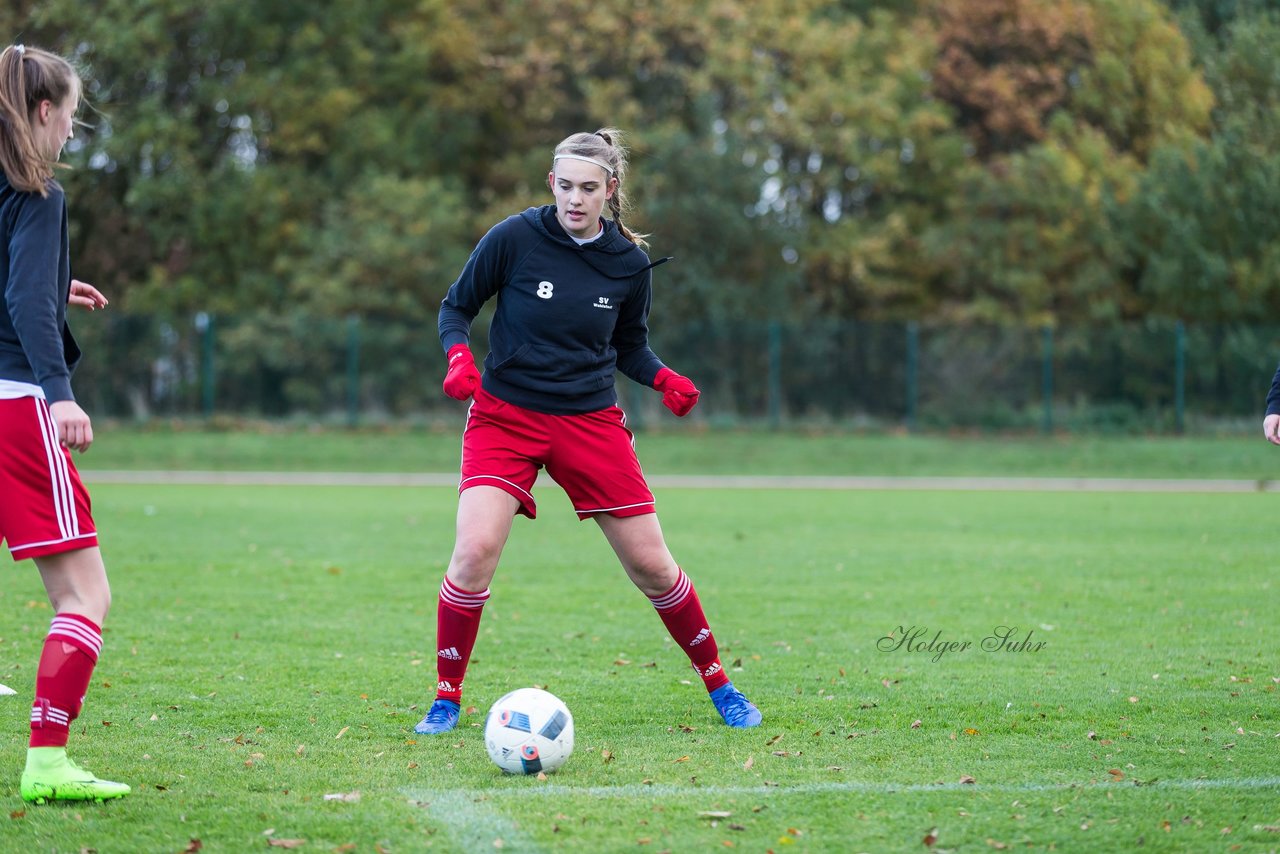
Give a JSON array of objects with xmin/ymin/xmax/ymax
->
[
  {"xmin": 552, "ymin": 153, "xmax": 614, "ymax": 175},
  {"xmin": 14, "ymin": 44, "xmax": 26, "ymax": 55}
]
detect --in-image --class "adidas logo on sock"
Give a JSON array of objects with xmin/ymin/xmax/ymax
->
[
  {"xmin": 438, "ymin": 647, "xmax": 462, "ymax": 660},
  {"xmin": 689, "ymin": 628, "xmax": 711, "ymax": 647},
  {"xmin": 437, "ymin": 679, "xmax": 458, "ymax": 692},
  {"xmin": 695, "ymin": 662, "xmax": 723, "ymax": 678}
]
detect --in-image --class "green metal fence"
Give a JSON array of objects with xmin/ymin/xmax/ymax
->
[{"xmin": 64, "ymin": 312, "xmax": 1280, "ymax": 433}]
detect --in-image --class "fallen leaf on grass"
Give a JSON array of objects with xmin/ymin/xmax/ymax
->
[
  {"xmin": 911, "ymin": 720, "xmax": 922, "ymax": 729},
  {"xmin": 986, "ymin": 839, "xmax": 1009, "ymax": 849},
  {"xmin": 963, "ymin": 728, "xmax": 979, "ymax": 736},
  {"xmin": 1253, "ymin": 824, "xmax": 1280, "ymax": 833},
  {"xmin": 959, "ymin": 775, "xmax": 976, "ymax": 785},
  {"xmin": 323, "ymin": 791, "xmax": 361, "ymax": 803},
  {"xmin": 1107, "ymin": 769, "xmax": 1124, "ymax": 781},
  {"xmin": 266, "ymin": 840, "xmax": 306, "ymax": 849},
  {"xmin": 743, "ymin": 756, "xmax": 754, "ymax": 770},
  {"xmin": 699, "ymin": 811, "xmax": 732, "ymax": 819},
  {"xmin": 672, "ymin": 755, "xmax": 690, "ymax": 763},
  {"xmin": 182, "ymin": 841, "xmax": 202, "ymax": 853},
  {"xmin": 334, "ymin": 727, "xmax": 349, "ymax": 740},
  {"xmin": 766, "ymin": 734, "xmax": 783, "ymax": 746},
  {"xmin": 601, "ymin": 749, "xmax": 614, "ymax": 763},
  {"xmin": 923, "ymin": 826, "xmax": 938, "ymax": 846}
]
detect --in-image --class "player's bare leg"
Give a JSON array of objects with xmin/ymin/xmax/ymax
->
[
  {"xmin": 22, "ymin": 549, "xmax": 129, "ymax": 804},
  {"xmin": 417, "ymin": 487, "xmax": 521, "ymax": 735},
  {"xmin": 596, "ymin": 514, "xmax": 761, "ymax": 728}
]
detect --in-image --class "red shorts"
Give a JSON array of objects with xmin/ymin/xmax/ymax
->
[
  {"xmin": 460, "ymin": 387, "xmax": 655, "ymax": 520},
  {"xmin": 0, "ymin": 397, "xmax": 98, "ymax": 561}
]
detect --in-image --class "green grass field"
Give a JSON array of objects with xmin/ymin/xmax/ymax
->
[{"xmin": 2, "ymin": 459, "xmax": 1277, "ymax": 851}]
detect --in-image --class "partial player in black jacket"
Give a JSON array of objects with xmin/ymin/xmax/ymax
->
[
  {"xmin": 417, "ymin": 128, "xmax": 761, "ymax": 734},
  {"xmin": 0, "ymin": 44, "xmax": 129, "ymax": 804},
  {"xmin": 1264, "ymin": 363, "xmax": 1280, "ymax": 445}
]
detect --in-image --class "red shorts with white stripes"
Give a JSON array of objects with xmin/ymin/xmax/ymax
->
[
  {"xmin": 460, "ymin": 387, "xmax": 655, "ymax": 520},
  {"xmin": 0, "ymin": 397, "xmax": 98, "ymax": 561}
]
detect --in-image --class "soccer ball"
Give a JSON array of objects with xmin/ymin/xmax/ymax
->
[{"xmin": 483, "ymin": 688, "xmax": 574, "ymax": 775}]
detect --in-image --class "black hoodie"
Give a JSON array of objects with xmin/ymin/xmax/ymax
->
[
  {"xmin": 439, "ymin": 205, "xmax": 668, "ymax": 415},
  {"xmin": 0, "ymin": 174, "xmax": 81, "ymax": 402}
]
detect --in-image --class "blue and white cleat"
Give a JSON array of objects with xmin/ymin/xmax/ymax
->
[
  {"xmin": 414, "ymin": 699, "xmax": 461, "ymax": 734},
  {"xmin": 709, "ymin": 682, "xmax": 762, "ymax": 728}
]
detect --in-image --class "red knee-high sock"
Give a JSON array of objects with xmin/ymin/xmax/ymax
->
[
  {"xmin": 649, "ymin": 569, "xmax": 730, "ymax": 692},
  {"xmin": 30, "ymin": 613, "xmax": 103, "ymax": 749},
  {"xmin": 435, "ymin": 577, "xmax": 489, "ymax": 704}
]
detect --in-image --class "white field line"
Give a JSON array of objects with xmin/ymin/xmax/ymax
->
[
  {"xmin": 407, "ymin": 789, "xmax": 539, "ymax": 853},
  {"xmin": 404, "ymin": 777, "xmax": 1280, "ymax": 803},
  {"xmin": 83, "ymin": 470, "xmax": 1280, "ymax": 493},
  {"xmin": 405, "ymin": 777, "xmax": 1280, "ymax": 853}
]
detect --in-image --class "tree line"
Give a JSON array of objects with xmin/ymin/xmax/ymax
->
[{"xmin": 6, "ymin": 0, "xmax": 1278, "ymax": 341}]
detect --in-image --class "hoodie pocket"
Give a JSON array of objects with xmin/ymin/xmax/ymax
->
[{"xmin": 490, "ymin": 343, "xmax": 612, "ymax": 395}]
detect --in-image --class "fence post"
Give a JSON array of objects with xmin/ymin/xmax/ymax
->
[
  {"xmin": 346, "ymin": 314, "xmax": 361, "ymax": 428},
  {"xmin": 1041, "ymin": 325, "xmax": 1054, "ymax": 435},
  {"xmin": 905, "ymin": 321, "xmax": 919, "ymax": 432},
  {"xmin": 1174, "ymin": 320, "xmax": 1186, "ymax": 434},
  {"xmin": 768, "ymin": 319, "xmax": 783, "ymax": 429},
  {"xmin": 195, "ymin": 312, "xmax": 214, "ymax": 418}
]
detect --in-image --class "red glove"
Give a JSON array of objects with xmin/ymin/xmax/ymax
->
[
  {"xmin": 442, "ymin": 344, "xmax": 481, "ymax": 400},
  {"xmin": 653, "ymin": 367, "xmax": 700, "ymax": 417}
]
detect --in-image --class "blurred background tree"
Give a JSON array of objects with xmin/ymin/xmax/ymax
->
[{"xmin": 4, "ymin": 0, "xmax": 1277, "ymax": 419}]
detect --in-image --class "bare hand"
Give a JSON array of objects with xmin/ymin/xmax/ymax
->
[
  {"xmin": 48, "ymin": 400, "xmax": 94, "ymax": 452},
  {"xmin": 68, "ymin": 279, "xmax": 108, "ymax": 311},
  {"xmin": 1265, "ymin": 414, "xmax": 1280, "ymax": 446}
]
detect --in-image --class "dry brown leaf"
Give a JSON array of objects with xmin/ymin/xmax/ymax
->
[
  {"xmin": 959, "ymin": 775, "xmax": 976, "ymax": 784},
  {"xmin": 9, "ymin": 810, "xmax": 25, "ymax": 820},
  {"xmin": 963, "ymin": 728, "xmax": 979, "ymax": 736},
  {"xmin": 986, "ymin": 839, "xmax": 1009, "ymax": 850},
  {"xmin": 323, "ymin": 791, "xmax": 361, "ymax": 803},
  {"xmin": 601, "ymin": 749, "xmax": 614, "ymax": 763},
  {"xmin": 699, "ymin": 811, "xmax": 732, "ymax": 819},
  {"xmin": 911, "ymin": 720, "xmax": 922, "ymax": 729},
  {"xmin": 766, "ymin": 734, "xmax": 783, "ymax": 746},
  {"xmin": 672, "ymin": 755, "xmax": 690, "ymax": 763},
  {"xmin": 266, "ymin": 840, "xmax": 306, "ymax": 849},
  {"xmin": 743, "ymin": 756, "xmax": 754, "ymax": 770},
  {"xmin": 922, "ymin": 827, "xmax": 939, "ymax": 846},
  {"xmin": 334, "ymin": 727, "xmax": 349, "ymax": 740},
  {"xmin": 1107, "ymin": 769, "xmax": 1124, "ymax": 781}
]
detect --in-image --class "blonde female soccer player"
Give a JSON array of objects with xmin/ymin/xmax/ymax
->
[
  {"xmin": 416, "ymin": 128, "xmax": 761, "ymax": 734},
  {"xmin": 0, "ymin": 43, "xmax": 129, "ymax": 804}
]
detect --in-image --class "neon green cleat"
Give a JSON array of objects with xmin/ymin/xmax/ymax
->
[{"xmin": 20, "ymin": 747, "xmax": 130, "ymax": 805}]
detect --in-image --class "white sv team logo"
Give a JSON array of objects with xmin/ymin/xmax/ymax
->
[{"xmin": 537, "ymin": 281, "xmax": 555, "ymax": 299}]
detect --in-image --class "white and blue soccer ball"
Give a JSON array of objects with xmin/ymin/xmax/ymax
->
[{"xmin": 483, "ymin": 688, "xmax": 574, "ymax": 775}]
